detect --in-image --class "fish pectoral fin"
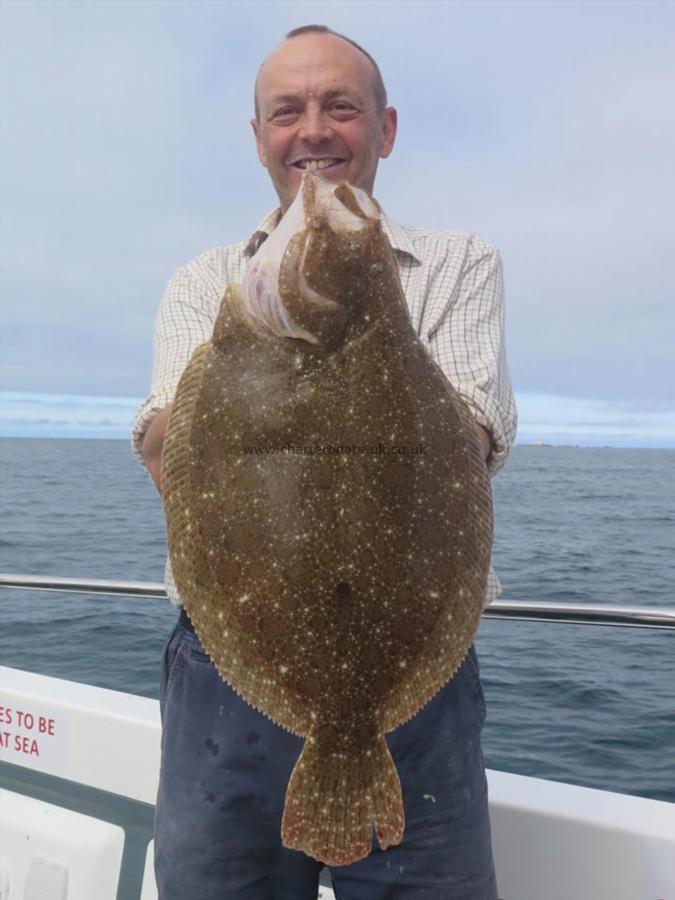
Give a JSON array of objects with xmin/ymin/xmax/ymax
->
[{"xmin": 281, "ymin": 731, "xmax": 404, "ymax": 866}]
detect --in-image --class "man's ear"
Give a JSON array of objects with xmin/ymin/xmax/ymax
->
[
  {"xmin": 378, "ymin": 107, "xmax": 397, "ymax": 160},
  {"xmin": 250, "ymin": 118, "xmax": 268, "ymax": 168}
]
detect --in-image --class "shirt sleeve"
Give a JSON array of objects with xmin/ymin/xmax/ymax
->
[
  {"xmin": 427, "ymin": 234, "xmax": 518, "ymax": 476},
  {"xmin": 131, "ymin": 264, "xmax": 217, "ymax": 470}
]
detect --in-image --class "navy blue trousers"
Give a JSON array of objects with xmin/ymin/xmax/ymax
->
[{"xmin": 153, "ymin": 611, "xmax": 498, "ymax": 899}]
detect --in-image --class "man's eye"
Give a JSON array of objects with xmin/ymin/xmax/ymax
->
[
  {"xmin": 271, "ymin": 108, "xmax": 298, "ymax": 122},
  {"xmin": 329, "ymin": 102, "xmax": 358, "ymax": 118}
]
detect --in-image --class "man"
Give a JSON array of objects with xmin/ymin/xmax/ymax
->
[{"xmin": 133, "ymin": 24, "xmax": 516, "ymax": 900}]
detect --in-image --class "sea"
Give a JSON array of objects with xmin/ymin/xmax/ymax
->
[{"xmin": 0, "ymin": 438, "xmax": 673, "ymax": 804}]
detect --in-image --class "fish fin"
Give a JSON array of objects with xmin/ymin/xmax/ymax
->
[{"xmin": 281, "ymin": 733, "xmax": 404, "ymax": 866}]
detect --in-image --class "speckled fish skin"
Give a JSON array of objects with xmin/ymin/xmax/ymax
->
[{"xmin": 160, "ymin": 171, "xmax": 493, "ymax": 867}]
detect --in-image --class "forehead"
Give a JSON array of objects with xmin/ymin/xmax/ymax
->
[{"xmin": 257, "ymin": 34, "xmax": 376, "ymax": 106}]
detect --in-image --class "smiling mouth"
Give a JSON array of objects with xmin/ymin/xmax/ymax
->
[{"xmin": 291, "ymin": 158, "xmax": 345, "ymax": 170}]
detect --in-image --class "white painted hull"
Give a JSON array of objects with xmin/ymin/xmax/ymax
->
[{"xmin": 1, "ymin": 665, "xmax": 674, "ymax": 899}]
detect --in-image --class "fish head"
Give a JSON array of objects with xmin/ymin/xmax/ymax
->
[{"xmin": 241, "ymin": 171, "xmax": 389, "ymax": 352}]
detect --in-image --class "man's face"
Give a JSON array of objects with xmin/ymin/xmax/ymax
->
[{"xmin": 252, "ymin": 33, "xmax": 397, "ymax": 212}]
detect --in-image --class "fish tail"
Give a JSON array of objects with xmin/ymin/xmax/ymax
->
[{"xmin": 281, "ymin": 733, "xmax": 404, "ymax": 866}]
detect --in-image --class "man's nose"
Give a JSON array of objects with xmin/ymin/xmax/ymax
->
[{"xmin": 297, "ymin": 108, "xmax": 334, "ymax": 143}]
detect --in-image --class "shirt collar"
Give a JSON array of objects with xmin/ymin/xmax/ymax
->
[{"xmin": 244, "ymin": 205, "xmax": 422, "ymax": 265}]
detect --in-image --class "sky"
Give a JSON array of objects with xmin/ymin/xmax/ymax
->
[{"xmin": 1, "ymin": 0, "xmax": 674, "ymax": 447}]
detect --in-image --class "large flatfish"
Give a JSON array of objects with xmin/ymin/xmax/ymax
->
[{"xmin": 161, "ymin": 170, "xmax": 493, "ymax": 866}]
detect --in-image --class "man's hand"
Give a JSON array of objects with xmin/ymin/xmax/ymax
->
[
  {"xmin": 475, "ymin": 423, "xmax": 491, "ymax": 463},
  {"xmin": 140, "ymin": 405, "xmax": 172, "ymax": 494}
]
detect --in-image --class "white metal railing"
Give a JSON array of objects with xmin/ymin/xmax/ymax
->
[{"xmin": 1, "ymin": 572, "xmax": 674, "ymax": 629}]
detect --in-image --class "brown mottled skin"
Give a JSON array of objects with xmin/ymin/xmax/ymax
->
[{"xmin": 160, "ymin": 173, "xmax": 493, "ymax": 865}]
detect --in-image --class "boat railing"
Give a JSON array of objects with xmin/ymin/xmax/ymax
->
[{"xmin": 1, "ymin": 572, "xmax": 674, "ymax": 629}]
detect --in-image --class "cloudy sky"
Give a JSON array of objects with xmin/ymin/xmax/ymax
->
[{"xmin": 1, "ymin": 0, "xmax": 674, "ymax": 446}]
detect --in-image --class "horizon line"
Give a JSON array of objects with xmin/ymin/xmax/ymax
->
[{"xmin": 1, "ymin": 433, "xmax": 673, "ymax": 451}]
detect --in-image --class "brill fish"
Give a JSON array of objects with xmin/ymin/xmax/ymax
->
[{"xmin": 161, "ymin": 169, "xmax": 493, "ymax": 866}]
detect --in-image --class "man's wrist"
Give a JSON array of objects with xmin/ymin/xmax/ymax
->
[
  {"xmin": 474, "ymin": 423, "xmax": 491, "ymax": 461},
  {"xmin": 141, "ymin": 405, "xmax": 173, "ymax": 493}
]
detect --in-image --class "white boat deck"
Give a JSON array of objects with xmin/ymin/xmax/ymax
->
[{"xmin": 1, "ymin": 663, "xmax": 674, "ymax": 899}]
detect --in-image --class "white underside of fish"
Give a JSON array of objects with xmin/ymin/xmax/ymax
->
[{"xmin": 241, "ymin": 172, "xmax": 379, "ymax": 344}]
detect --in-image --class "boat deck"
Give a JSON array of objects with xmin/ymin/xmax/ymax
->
[{"xmin": 2, "ymin": 662, "xmax": 674, "ymax": 900}]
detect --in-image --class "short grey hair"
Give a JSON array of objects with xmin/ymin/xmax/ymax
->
[{"xmin": 254, "ymin": 24, "xmax": 388, "ymax": 121}]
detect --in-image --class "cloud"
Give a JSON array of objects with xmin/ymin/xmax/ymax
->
[
  {"xmin": 2, "ymin": 389, "xmax": 673, "ymax": 448},
  {"xmin": 515, "ymin": 392, "xmax": 675, "ymax": 447},
  {"xmin": 1, "ymin": 0, "xmax": 673, "ymax": 421},
  {"xmin": 0, "ymin": 391, "xmax": 139, "ymax": 440}
]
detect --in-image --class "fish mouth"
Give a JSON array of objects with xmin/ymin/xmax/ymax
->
[
  {"xmin": 289, "ymin": 157, "xmax": 346, "ymax": 173},
  {"xmin": 240, "ymin": 167, "xmax": 381, "ymax": 348}
]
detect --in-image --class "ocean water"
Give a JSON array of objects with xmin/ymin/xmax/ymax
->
[{"xmin": 0, "ymin": 438, "xmax": 673, "ymax": 804}]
